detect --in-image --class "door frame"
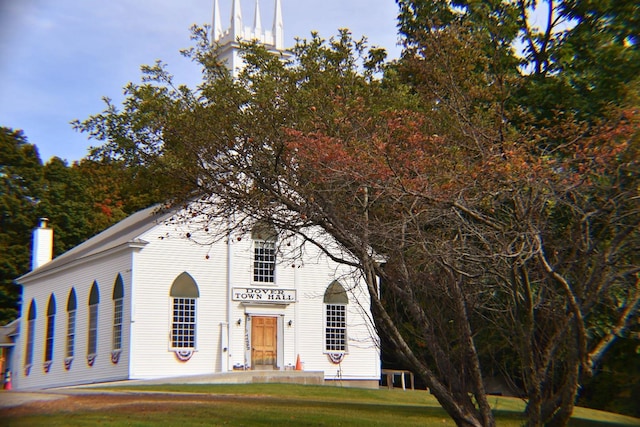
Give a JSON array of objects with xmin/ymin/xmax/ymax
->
[{"xmin": 244, "ymin": 313, "xmax": 284, "ymax": 370}]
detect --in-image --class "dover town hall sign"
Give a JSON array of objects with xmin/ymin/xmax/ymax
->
[{"xmin": 232, "ymin": 287, "xmax": 297, "ymax": 303}]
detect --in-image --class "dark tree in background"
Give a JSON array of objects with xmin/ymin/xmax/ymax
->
[
  {"xmin": 0, "ymin": 128, "xmax": 43, "ymax": 322},
  {"xmin": 0, "ymin": 127, "xmax": 165, "ymax": 325}
]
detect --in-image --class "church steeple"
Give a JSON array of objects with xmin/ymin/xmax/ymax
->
[
  {"xmin": 230, "ymin": 0, "xmax": 243, "ymax": 39},
  {"xmin": 213, "ymin": 0, "xmax": 223, "ymax": 41},
  {"xmin": 211, "ymin": 0, "xmax": 286, "ymax": 76},
  {"xmin": 273, "ymin": 0, "xmax": 283, "ymax": 49},
  {"xmin": 253, "ymin": 0, "xmax": 263, "ymax": 35}
]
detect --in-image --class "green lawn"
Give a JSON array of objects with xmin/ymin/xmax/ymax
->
[{"xmin": 5, "ymin": 384, "xmax": 640, "ymax": 426}]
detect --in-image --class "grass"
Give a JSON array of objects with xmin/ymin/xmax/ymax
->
[{"xmin": 5, "ymin": 384, "xmax": 640, "ymax": 426}]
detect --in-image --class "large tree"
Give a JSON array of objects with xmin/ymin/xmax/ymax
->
[
  {"xmin": 395, "ymin": 1, "xmax": 640, "ymax": 423},
  {"xmin": 0, "ymin": 128, "xmax": 43, "ymax": 323},
  {"xmin": 76, "ymin": 16, "xmax": 638, "ymax": 427}
]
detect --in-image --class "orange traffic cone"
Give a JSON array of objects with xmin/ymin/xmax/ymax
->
[{"xmin": 295, "ymin": 354, "xmax": 303, "ymax": 371}]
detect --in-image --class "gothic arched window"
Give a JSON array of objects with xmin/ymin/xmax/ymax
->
[
  {"xmin": 87, "ymin": 281, "xmax": 100, "ymax": 365},
  {"xmin": 169, "ymin": 272, "xmax": 199, "ymax": 355},
  {"xmin": 323, "ymin": 281, "xmax": 348, "ymax": 353},
  {"xmin": 65, "ymin": 288, "xmax": 77, "ymax": 369},
  {"xmin": 112, "ymin": 275, "xmax": 124, "ymax": 359},
  {"xmin": 24, "ymin": 299, "xmax": 36, "ymax": 374},
  {"xmin": 44, "ymin": 294, "xmax": 56, "ymax": 371}
]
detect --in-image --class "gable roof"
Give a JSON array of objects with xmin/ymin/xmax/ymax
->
[{"xmin": 17, "ymin": 204, "xmax": 176, "ymax": 283}]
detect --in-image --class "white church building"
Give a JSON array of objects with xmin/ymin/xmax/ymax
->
[{"xmin": 9, "ymin": 0, "xmax": 381, "ymax": 391}]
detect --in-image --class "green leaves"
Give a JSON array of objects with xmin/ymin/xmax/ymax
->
[{"xmin": 0, "ymin": 128, "xmax": 43, "ymax": 323}]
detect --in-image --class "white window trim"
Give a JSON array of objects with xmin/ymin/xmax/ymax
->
[
  {"xmin": 323, "ymin": 303, "xmax": 348, "ymax": 354},
  {"xmin": 169, "ymin": 297, "xmax": 198, "ymax": 351},
  {"xmin": 87, "ymin": 303, "xmax": 98, "ymax": 359},
  {"xmin": 252, "ymin": 239, "xmax": 276, "ymax": 284},
  {"xmin": 66, "ymin": 309, "xmax": 76, "ymax": 359},
  {"xmin": 112, "ymin": 297, "xmax": 124, "ymax": 352},
  {"xmin": 44, "ymin": 311, "xmax": 55, "ymax": 363},
  {"xmin": 25, "ymin": 317, "xmax": 35, "ymax": 369}
]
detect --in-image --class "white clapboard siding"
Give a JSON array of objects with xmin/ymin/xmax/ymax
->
[
  {"xmin": 13, "ymin": 206, "xmax": 381, "ymax": 390},
  {"xmin": 14, "ymin": 251, "xmax": 133, "ymax": 390},
  {"xmin": 129, "ymin": 221, "xmax": 228, "ymax": 379}
]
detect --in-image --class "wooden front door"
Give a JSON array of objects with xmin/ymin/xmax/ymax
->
[{"xmin": 251, "ymin": 316, "xmax": 277, "ymax": 369}]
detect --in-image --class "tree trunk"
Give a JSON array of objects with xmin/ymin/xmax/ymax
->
[{"xmin": 364, "ymin": 269, "xmax": 490, "ymax": 427}]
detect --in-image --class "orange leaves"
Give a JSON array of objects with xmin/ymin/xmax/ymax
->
[
  {"xmin": 541, "ymin": 107, "xmax": 639, "ymax": 188},
  {"xmin": 285, "ymin": 108, "xmax": 550, "ymax": 203}
]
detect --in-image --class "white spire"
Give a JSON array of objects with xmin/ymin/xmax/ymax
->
[
  {"xmin": 212, "ymin": 0, "xmax": 223, "ymax": 42},
  {"xmin": 253, "ymin": 0, "xmax": 263, "ymax": 35},
  {"xmin": 231, "ymin": 0, "xmax": 243, "ymax": 39},
  {"xmin": 272, "ymin": 0, "xmax": 283, "ymax": 49},
  {"xmin": 213, "ymin": 1, "xmax": 286, "ymax": 77}
]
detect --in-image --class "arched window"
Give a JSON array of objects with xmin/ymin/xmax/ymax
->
[
  {"xmin": 170, "ymin": 272, "xmax": 199, "ymax": 356},
  {"xmin": 66, "ymin": 288, "xmax": 77, "ymax": 370},
  {"xmin": 111, "ymin": 275, "xmax": 124, "ymax": 363},
  {"xmin": 87, "ymin": 281, "xmax": 99, "ymax": 365},
  {"xmin": 24, "ymin": 299, "xmax": 36, "ymax": 374},
  {"xmin": 44, "ymin": 294, "xmax": 56, "ymax": 372},
  {"xmin": 324, "ymin": 281, "xmax": 348, "ymax": 353},
  {"xmin": 252, "ymin": 223, "xmax": 277, "ymax": 283}
]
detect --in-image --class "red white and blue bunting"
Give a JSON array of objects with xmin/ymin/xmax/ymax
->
[
  {"xmin": 87, "ymin": 353, "xmax": 97, "ymax": 366},
  {"xmin": 174, "ymin": 349, "xmax": 194, "ymax": 362},
  {"xmin": 327, "ymin": 353, "xmax": 345, "ymax": 364}
]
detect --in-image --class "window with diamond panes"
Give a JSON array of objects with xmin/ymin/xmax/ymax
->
[
  {"xmin": 169, "ymin": 272, "xmax": 199, "ymax": 350},
  {"xmin": 323, "ymin": 281, "xmax": 349, "ymax": 352}
]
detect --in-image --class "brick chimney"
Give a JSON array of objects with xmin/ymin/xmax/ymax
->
[{"xmin": 32, "ymin": 218, "xmax": 53, "ymax": 270}]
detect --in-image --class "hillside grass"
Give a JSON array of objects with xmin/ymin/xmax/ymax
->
[{"xmin": 7, "ymin": 383, "xmax": 640, "ymax": 426}]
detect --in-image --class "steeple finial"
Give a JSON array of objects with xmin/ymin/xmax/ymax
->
[
  {"xmin": 253, "ymin": 0, "xmax": 263, "ymax": 35},
  {"xmin": 272, "ymin": 0, "xmax": 283, "ymax": 49},
  {"xmin": 212, "ymin": 0, "xmax": 223, "ymax": 42},
  {"xmin": 231, "ymin": 0, "xmax": 243, "ymax": 39}
]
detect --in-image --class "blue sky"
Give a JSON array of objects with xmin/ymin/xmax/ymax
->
[{"xmin": 0, "ymin": 0, "xmax": 401, "ymax": 163}]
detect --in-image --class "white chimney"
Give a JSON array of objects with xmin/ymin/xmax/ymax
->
[{"xmin": 32, "ymin": 218, "xmax": 53, "ymax": 270}]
